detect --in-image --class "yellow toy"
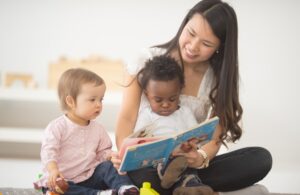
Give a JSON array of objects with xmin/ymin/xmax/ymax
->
[{"xmin": 140, "ymin": 182, "xmax": 159, "ymax": 195}]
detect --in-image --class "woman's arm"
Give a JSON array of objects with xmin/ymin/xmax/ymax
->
[
  {"xmin": 200, "ymin": 124, "xmax": 222, "ymax": 159},
  {"xmin": 115, "ymin": 73, "xmax": 143, "ymax": 149},
  {"xmin": 176, "ymin": 123, "xmax": 223, "ymax": 168}
]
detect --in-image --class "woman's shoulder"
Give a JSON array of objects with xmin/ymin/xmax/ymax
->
[
  {"xmin": 148, "ymin": 47, "xmax": 167, "ymax": 56},
  {"xmin": 198, "ymin": 66, "xmax": 215, "ymax": 97},
  {"xmin": 138, "ymin": 47, "xmax": 166, "ymax": 59},
  {"xmin": 125, "ymin": 47, "xmax": 166, "ymax": 75}
]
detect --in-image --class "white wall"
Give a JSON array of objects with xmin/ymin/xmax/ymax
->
[
  {"xmin": 1, "ymin": 0, "xmax": 300, "ymax": 193},
  {"xmin": 0, "ymin": 0, "xmax": 199, "ymax": 87},
  {"xmin": 227, "ymin": 1, "xmax": 300, "ymax": 192}
]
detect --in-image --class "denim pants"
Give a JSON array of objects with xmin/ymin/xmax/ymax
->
[{"xmin": 65, "ymin": 161, "xmax": 133, "ymax": 195}]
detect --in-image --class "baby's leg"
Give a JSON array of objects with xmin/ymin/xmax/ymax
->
[
  {"xmin": 63, "ymin": 181, "xmax": 116, "ymax": 195},
  {"xmin": 157, "ymin": 156, "xmax": 188, "ymax": 189},
  {"xmin": 92, "ymin": 161, "xmax": 139, "ymax": 195}
]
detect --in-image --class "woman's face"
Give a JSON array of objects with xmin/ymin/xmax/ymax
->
[{"xmin": 179, "ymin": 13, "xmax": 220, "ymax": 65}]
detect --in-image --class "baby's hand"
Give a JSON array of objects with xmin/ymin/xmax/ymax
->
[
  {"xmin": 48, "ymin": 169, "xmax": 64, "ymax": 190},
  {"xmin": 180, "ymin": 142, "xmax": 193, "ymax": 152},
  {"xmin": 111, "ymin": 151, "xmax": 127, "ymax": 175}
]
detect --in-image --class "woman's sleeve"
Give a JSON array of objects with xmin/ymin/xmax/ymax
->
[
  {"xmin": 125, "ymin": 48, "xmax": 150, "ymax": 75},
  {"xmin": 124, "ymin": 47, "xmax": 166, "ymax": 75}
]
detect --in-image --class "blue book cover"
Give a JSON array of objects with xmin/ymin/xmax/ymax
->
[{"xmin": 119, "ymin": 116, "xmax": 219, "ymax": 172}]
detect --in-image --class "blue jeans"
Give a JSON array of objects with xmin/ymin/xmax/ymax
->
[{"xmin": 65, "ymin": 161, "xmax": 133, "ymax": 195}]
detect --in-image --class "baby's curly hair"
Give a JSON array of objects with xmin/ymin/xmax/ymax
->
[{"xmin": 137, "ymin": 55, "xmax": 184, "ymax": 90}]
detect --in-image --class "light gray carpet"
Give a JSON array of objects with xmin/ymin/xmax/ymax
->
[
  {"xmin": 0, "ymin": 188, "xmax": 299, "ymax": 195},
  {"xmin": 0, "ymin": 188, "xmax": 41, "ymax": 195}
]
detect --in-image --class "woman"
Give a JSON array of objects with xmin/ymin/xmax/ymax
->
[{"xmin": 112, "ymin": 0, "xmax": 272, "ymax": 194}]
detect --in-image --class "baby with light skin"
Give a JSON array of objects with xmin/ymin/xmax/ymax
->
[{"xmin": 35, "ymin": 68, "xmax": 138, "ymax": 195}]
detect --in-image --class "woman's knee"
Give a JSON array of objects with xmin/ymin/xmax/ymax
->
[{"xmin": 255, "ymin": 147, "xmax": 272, "ymax": 174}]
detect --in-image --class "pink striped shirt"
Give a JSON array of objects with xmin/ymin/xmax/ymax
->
[{"xmin": 40, "ymin": 115, "xmax": 112, "ymax": 184}]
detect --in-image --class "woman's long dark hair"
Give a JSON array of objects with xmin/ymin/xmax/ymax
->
[{"xmin": 156, "ymin": 0, "xmax": 243, "ymax": 143}]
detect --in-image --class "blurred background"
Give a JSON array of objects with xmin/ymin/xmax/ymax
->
[{"xmin": 0, "ymin": 0, "xmax": 299, "ymax": 193}]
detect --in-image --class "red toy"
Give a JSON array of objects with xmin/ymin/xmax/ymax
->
[{"xmin": 53, "ymin": 178, "xmax": 69, "ymax": 194}]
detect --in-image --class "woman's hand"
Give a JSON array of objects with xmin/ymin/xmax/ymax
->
[
  {"xmin": 111, "ymin": 151, "xmax": 127, "ymax": 175},
  {"xmin": 183, "ymin": 144, "xmax": 205, "ymax": 168},
  {"xmin": 173, "ymin": 124, "xmax": 223, "ymax": 169},
  {"xmin": 172, "ymin": 141, "xmax": 205, "ymax": 168}
]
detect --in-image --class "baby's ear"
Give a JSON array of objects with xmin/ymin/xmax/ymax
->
[{"xmin": 65, "ymin": 95, "xmax": 75, "ymax": 109}]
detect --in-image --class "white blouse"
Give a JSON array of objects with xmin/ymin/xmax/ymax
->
[
  {"xmin": 134, "ymin": 105, "xmax": 198, "ymax": 136},
  {"xmin": 125, "ymin": 47, "xmax": 215, "ymax": 124}
]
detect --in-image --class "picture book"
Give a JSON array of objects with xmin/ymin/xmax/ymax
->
[{"xmin": 118, "ymin": 116, "xmax": 219, "ymax": 172}]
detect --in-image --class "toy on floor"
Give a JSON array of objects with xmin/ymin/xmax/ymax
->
[
  {"xmin": 140, "ymin": 182, "xmax": 159, "ymax": 195},
  {"xmin": 53, "ymin": 178, "xmax": 69, "ymax": 194},
  {"xmin": 34, "ymin": 176, "xmax": 69, "ymax": 195},
  {"xmin": 46, "ymin": 192, "xmax": 60, "ymax": 195}
]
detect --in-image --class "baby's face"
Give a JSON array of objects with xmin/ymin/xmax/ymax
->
[
  {"xmin": 145, "ymin": 79, "xmax": 181, "ymax": 116},
  {"xmin": 67, "ymin": 82, "xmax": 106, "ymax": 126}
]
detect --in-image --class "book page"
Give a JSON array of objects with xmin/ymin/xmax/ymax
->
[
  {"xmin": 119, "ymin": 137, "xmax": 175, "ymax": 172},
  {"xmin": 118, "ymin": 116, "xmax": 219, "ymax": 172}
]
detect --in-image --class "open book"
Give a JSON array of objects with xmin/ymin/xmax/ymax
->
[{"xmin": 118, "ymin": 116, "xmax": 219, "ymax": 172}]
